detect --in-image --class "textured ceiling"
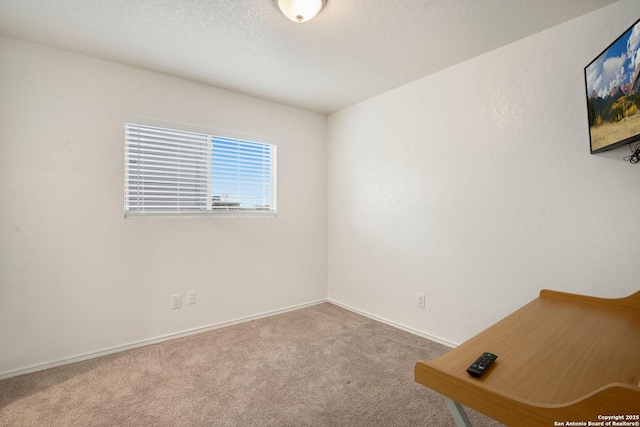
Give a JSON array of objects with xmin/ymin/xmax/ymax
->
[{"xmin": 0, "ymin": 0, "xmax": 620, "ymax": 114}]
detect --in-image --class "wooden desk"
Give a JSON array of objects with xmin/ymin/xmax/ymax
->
[{"xmin": 415, "ymin": 289, "xmax": 640, "ymax": 426}]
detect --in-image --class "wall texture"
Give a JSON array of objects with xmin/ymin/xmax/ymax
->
[
  {"xmin": 0, "ymin": 37, "xmax": 327, "ymax": 377},
  {"xmin": 327, "ymin": 0, "xmax": 640, "ymax": 346}
]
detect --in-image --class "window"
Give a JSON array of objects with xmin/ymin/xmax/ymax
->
[{"xmin": 125, "ymin": 123, "xmax": 277, "ymax": 217}]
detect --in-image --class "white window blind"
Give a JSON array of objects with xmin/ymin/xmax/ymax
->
[{"xmin": 125, "ymin": 123, "xmax": 277, "ymax": 217}]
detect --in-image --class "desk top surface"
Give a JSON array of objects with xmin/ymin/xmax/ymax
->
[{"xmin": 427, "ymin": 289, "xmax": 640, "ymax": 404}]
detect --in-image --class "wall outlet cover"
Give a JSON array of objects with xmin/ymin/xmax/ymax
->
[
  {"xmin": 187, "ymin": 291, "xmax": 196, "ymax": 305},
  {"xmin": 171, "ymin": 294, "xmax": 182, "ymax": 309}
]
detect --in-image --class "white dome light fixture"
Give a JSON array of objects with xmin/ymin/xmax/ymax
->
[{"xmin": 277, "ymin": 0, "xmax": 325, "ymax": 23}]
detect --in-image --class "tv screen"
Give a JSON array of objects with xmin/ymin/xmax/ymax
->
[{"xmin": 585, "ymin": 17, "xmax": 640, "ymax": 153}]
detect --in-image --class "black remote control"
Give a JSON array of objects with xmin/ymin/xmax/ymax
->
[{"xmin": 466, "ymin": 352, "xmax": 497, "ymax": 378}]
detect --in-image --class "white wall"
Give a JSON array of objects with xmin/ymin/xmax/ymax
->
[
  {"xmin": 327, "ymin": 0, "xmax": 640, "ymax": 346},
  {"xmin": 0, "ymin": 36, "xmax": 327, "ymax": 377}
]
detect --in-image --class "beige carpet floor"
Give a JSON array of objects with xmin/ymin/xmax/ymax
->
[{"xmin": 0, "ymin": 303, "xmax": 504, "ymax": 426}]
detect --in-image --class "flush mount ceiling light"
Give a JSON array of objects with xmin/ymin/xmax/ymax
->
[{"xmin": 276, "ymin": 0, "xmax": 325, "ymax": 23}]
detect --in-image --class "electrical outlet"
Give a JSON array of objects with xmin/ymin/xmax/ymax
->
[
  {"xmin": 187, "ymin": 291, "xmax": 196, "ymax": 305},
  {"xmin": 417, "ymin": 292, "xmax": 425, "ymax": 308},
  {"xmin": 171, "ymin": 294, "xmax": 182, "ymax": 309}
]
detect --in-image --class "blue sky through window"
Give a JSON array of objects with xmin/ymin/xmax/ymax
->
[{"xmin": 210, "ymin": 136, "xmax": 274, "ymax": 209}]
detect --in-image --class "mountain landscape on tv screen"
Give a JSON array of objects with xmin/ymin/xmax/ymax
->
[{"xmin": 586, "ymin": 20, "xmax": 640, "ymax": 151}]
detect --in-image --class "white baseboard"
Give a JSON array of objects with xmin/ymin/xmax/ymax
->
[
  {"xmin": 328, "ymin": 299, "xmax": 458, "ymax": 348},
  {"xmin": 0, "ymin": 299, "xmax": 328, "ymax": 380}
]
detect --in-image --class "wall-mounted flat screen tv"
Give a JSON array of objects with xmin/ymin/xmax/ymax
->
[{"xmin": 585, "ymin": 17, "xmax": 640, "ymax": 153}]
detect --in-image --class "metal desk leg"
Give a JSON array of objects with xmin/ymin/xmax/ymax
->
[{"xmin": 442, "ymin": 396, "xmax": 473, "ymax": 427}]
